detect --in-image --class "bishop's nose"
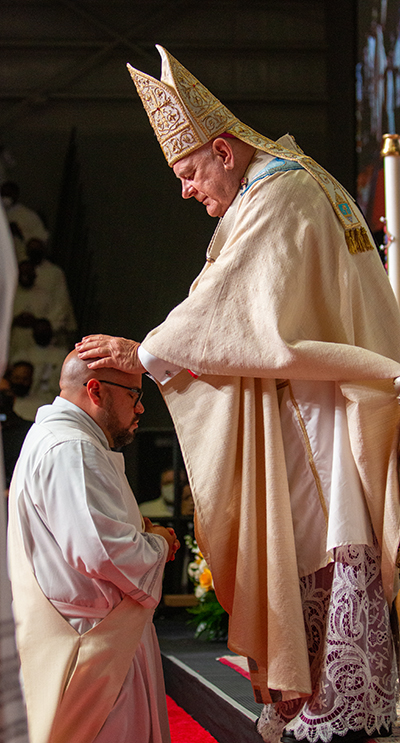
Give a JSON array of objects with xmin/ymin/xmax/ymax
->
[{"xmin": 181, "ymin": 181, "xmax": 195, "ymax": 199}]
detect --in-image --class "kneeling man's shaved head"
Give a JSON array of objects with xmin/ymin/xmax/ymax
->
[
  {"xmin": 59, "ymin": 350, "xmax": 96, "ymax": 391},
  {"xmin": 59, "ymin": 350, "xmax": 144, "ymax": 449}
]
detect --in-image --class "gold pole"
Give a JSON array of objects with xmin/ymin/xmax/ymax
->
[{"xmin": 381, "ymin": 133, "xmax": 400, "ymax": 158}]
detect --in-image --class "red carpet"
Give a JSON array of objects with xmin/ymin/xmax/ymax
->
[
  {"xmin": 217, "ymin": 654, "xmax": 251, "ymax": 680},
  {"xmin": 167, "ymin": 695, "xmax": 219, "ymax": 742}
]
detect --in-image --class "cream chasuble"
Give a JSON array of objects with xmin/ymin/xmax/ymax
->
[{"xmin": 141, "ymin": 145, "xmax": 400, "ymax": 704}]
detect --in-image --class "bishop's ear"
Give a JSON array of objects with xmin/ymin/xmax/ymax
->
[{"xmin": 212, "ymin": 138, "xmax": 234, "ymax": 170}]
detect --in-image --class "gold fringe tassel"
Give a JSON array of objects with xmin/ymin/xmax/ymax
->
[{"xmin": 345, "ymin": 226, "xmax": 373, "ymax": 255}]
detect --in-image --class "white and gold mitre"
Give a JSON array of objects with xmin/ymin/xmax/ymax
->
[
  {"xmin": 127, "ymin": 46, "xmax": 372, "ymax": 254},
  {"xmin": 127, "ymin": 46, "xmax": 286, "ymax": 166},
  {"xmin": 127, "ymin": 45, "xmax": 241, "ymax": 167}
]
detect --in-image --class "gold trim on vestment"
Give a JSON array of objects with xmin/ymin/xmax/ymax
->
[{"xmin": 345, "ymin": 226, "xmax": 374, "ymax": 255}]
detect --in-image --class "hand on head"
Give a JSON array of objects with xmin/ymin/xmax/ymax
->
[{"xmin": 75, "ymin": 335, "xmax": 145, "ymax": 374}]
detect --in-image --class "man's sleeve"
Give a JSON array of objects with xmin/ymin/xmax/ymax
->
[{"xmin": 37, "ymin": 440, "xmax": 168, "ymax": 608}]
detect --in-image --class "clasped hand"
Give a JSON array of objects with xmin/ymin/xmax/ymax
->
[{"xmin": 143, "ymin": 517, "xmax": 180, "ymax": 562}]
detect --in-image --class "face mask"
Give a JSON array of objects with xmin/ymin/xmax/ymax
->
[
  {"xmin": 2, "ymin": 196, "xmax": 13, "ymax": 209},
  {"xmin": 27, "ymin": 248, "xmax": 44, "ymax": 265},
  {"xmin": 161, "ymin": 483, "xmax": 175, "ymax": 505},
  {"xmin": 11, "ymin": 383, "xmax": 30, "ymax": 398}
]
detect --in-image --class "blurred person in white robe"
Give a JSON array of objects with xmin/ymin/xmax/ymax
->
[
  {"xmin": 8, "ymin": 349, "xmax": 180, "ymax": 743},
  {"xmin": 140, "ymin": 468, "xmax": 194, "ymax": 519},
  {"xmin": 26, "ymin": 238, "xmax": 77, "ymax": 347},
  {"xmin": 11, "ymin": 257, "xmax": 77, "ymax": 360},
  {"xmin": 0, "ymin": 201, "xmax": 28, "ymax": 741},
  {"xmin": 10, "ymin": 260, "xmax": 54, "ymax": 360},
  {"xmin": 11, "ymin": 318, "xmax": 68, "ymax": 422},
  {"xmin": 1, "ymin": 182, "xmax": 48, "ymax": 247}
]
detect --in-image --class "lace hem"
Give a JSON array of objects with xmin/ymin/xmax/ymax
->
[{"xmin": 258, "ymin": 545, "xmax": 397, "ymax": 743}]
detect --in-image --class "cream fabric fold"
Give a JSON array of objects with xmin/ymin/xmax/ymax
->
[
  {"xmin": 341, "ymin": 379, "xmax": 400, "ymax": 598},
  {"xmin": 8, "ymin": 471, "xmax": 152, "ymax": 743},
  {"xmin": 164, "ymin": 373, "xmax": 312, "ymax": 701}
]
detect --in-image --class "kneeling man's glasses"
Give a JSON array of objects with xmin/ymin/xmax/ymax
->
[{"xmin": 83, "ymin": 380, "xmax": 143, "ymax": 407}]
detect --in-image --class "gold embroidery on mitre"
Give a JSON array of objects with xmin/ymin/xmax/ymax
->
[
  {"xmin": 127, "ymin": 65, "xmax": 204, "ymax": 163},
  {"xmin": 127, "ymin": 46, "xmax": 238, "ymax": 166},
  {"xmin": 163, "ymin": 47, "xmax": 237, "ymax": 140}
]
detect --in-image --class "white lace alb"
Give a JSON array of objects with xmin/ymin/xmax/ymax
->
[{"xmin": 258, "ymin": 545, "xmax": 397, "ymax": 743}]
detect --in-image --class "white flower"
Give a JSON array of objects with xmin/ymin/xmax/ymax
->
[
  {"xmin": 188, "ymin": 561, "xmax": 200, "ymax": 579},
  {"xmin": 197, "ymin": 558, "xmax": 207, "ymax": 573},
  {"xmin": 195, "ymin": 585, "xmax": 207, "ymax": 599}
]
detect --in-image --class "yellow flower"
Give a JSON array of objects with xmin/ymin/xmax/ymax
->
[{"xmin": 199, "ymin": 567, "xmax": 213, "ymax": 590}]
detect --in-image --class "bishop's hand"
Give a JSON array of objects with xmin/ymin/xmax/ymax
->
[{"xmin": 76, "ymin": 334, "xmax": 145, "ymax": 373}]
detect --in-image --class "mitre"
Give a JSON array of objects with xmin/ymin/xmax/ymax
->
[
  {"xmin": 126, "ymin": 46, "xmax": 372, "ymax": 255},
  {"xmin": 126, "ymin": 45, "xmax": 277, "ymax": 167}
]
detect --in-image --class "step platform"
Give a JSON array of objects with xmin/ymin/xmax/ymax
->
[
  {"xmin": 155, "ymin": 606, "xmax": 400, "ymax": 743},
  {"xmin": 156, "ymin": 607, "xmax": 264, "ymax": 743}
]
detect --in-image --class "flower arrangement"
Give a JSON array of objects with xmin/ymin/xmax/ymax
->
[{"xmin": 184, "ymin": 534, "xmax": 229, "ymax": 641}]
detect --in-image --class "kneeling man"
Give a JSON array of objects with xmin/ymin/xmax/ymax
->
[{"xmin": 8, "ymin": 350, "xmax": 179, "ymax": 743}]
